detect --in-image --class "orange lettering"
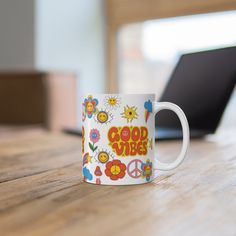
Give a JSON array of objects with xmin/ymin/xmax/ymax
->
[
  {"xmin": 108, "ymin": 126, "xmax": 149, "ymax": 156},
  {"xmin": 108, "ymin": 127, "xmax": 119, "ymax": 142}
]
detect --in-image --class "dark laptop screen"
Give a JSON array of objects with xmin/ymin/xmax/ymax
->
[{"xmin": 156, "ymin": 46, "xmax": 236, "ymax": 132}]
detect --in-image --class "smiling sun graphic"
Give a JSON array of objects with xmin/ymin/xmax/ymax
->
[
  {"xmin": 104, "ymin": 95, "xmax": 121, "ymax": 110},
  {"xmin": 94, "ymin": 109, "xmax": 114, "ymax": 124},
  {"xmin": 121, "ymin": 105, "xmax": 138, "ymax": 123},
  {"xmin": 95, "ymin": 149, "xmax": 114, "ymax": 164}
]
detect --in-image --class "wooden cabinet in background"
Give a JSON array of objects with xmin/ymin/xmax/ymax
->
[{"xmin": 0, "ymin": 71, "xmax": 77, "ymax": 131}]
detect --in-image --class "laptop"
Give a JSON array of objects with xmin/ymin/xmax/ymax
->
[{"xmin": 155, "ymin": 46, "xmax": 236, "ymax": 140}]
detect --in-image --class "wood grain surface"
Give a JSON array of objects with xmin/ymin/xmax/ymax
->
[{"xmin": 0, "ymin": 129, "xmax": 235, "ymax": 236}]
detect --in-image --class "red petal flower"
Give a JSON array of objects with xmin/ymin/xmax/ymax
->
[
  {"xmin": 105, "ymin": 159, "xmax": 126, "ymax": 181},
  {"xmin": 110, "ymin": 174, "xmax": 119, "ymax": 180},
  {"xmin": 119, "ymin": 163, "xmax": 126, "ymax": 171},
  {"xmin": 106, "ymin": 161, "xmax": 113, "ymax": 169},
  {"xmin": 117, "ymin": 171, "xmax": 125, "ymax": 179},
  {"xmin": 105, "ymin": 169, "xmax": 111, "ymax": 177},
  {"xmin": 113, "ymin": 159, "xmax": 121, "ymax": 165}
]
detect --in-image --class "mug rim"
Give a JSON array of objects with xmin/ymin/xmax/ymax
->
[{"xmin": 82, "ymin": 93, "xmax": 156, "ymax": 97}]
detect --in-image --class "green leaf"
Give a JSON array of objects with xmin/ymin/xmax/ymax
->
[
  {"xmin": 93, "ymin": 146, "xmax": 98, "ymax": 152},
  {"xmin": 89, "ymin": 142, "xmax": 94, "ymax": 151}
]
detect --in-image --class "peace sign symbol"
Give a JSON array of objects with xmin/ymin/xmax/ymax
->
[{"xmin": 127, "ymin": 159, "xmax": 143, "ymax": 178}]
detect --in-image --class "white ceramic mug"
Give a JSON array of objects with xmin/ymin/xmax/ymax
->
[{"xmin": 82, "ymin": 94, "xmax": 189, "ymax": 185}]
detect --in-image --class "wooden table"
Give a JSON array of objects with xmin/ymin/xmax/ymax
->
[{"xmin": 0, "ymin": 129, "xmax": 235, "ymax": 236}]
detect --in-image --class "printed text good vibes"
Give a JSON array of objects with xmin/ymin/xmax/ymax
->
[{"xmin": 108, "ymin": 126, "xmax": 148, "ymax": 156}]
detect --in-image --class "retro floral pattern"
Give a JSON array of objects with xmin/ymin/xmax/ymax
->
[
  {"xmin": 141, "ymin": 159, "xmax": 152, "ymax": 181},
  {"xmin": 90, "ymin": 128, "xmax": 100, "ymax": 143},
  {"xmin": 89, "ymin": 129, "xmax": 100, "ymax": 152},
  {"xmin": 105, "ymin": 160, "xmax": 126, "ymax": 180},
  {"xmin": 82, "ymin": 95, "xmax": 154, "ymax": 184},
  {"xmin": 83, "ymin": 95, "xmax": 98, "ymax": 118}
]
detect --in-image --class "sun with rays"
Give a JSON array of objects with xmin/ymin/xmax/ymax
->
[
  {"xmin": 94, "ymin": 149, "xmax": 115, "ymax": 164},
  {"xmin": 121, "ymin": 105, "xmax": 138, "ymax": 123},
  {"xmin": 94, "ymin": 109, "xmax": 114, "ymax": 124},
  {"xmin": 104, "ymin": 95, "xmax": 121, "ymax": 110}
]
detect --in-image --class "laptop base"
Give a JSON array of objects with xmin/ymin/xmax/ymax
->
[
  {"xmin": 64, "ymin": 127, "xmax": 207, "ymax": 141},
  {"xmin": 155, "ymin": 127, "xmax": 206, "ymax": 140}
]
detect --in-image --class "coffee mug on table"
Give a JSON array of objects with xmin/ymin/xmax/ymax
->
[{"xmin": 82, "ymin": 94, "xmax": 189, "ymax": 185}]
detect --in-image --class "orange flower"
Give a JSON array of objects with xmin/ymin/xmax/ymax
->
[{"xmin": 105, "ymin": 160, "xmax": 126, "ymax": 180}]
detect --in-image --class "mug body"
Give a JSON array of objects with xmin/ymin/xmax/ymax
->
[{"xmin": 82, "ymin": 94, "xmax": 155, "ymax": 185}]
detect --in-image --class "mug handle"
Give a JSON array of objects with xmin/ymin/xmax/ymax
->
[{"xmin": 153, "ymin": 102, "xmax": 190, "ymax": 171}]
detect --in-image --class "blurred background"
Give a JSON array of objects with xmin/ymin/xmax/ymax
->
[{"xmin": 0, "ymin": 0, "xmax": 235, "ymax": 133}]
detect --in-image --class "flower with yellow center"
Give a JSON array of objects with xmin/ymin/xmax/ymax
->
[
  {"xmin": 110, "ymin": 165, "xmax": 121, "ymax": 175},
  {"xmin": 105, "ymin": 160, "xmax": 126, "ymax": 180}
]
